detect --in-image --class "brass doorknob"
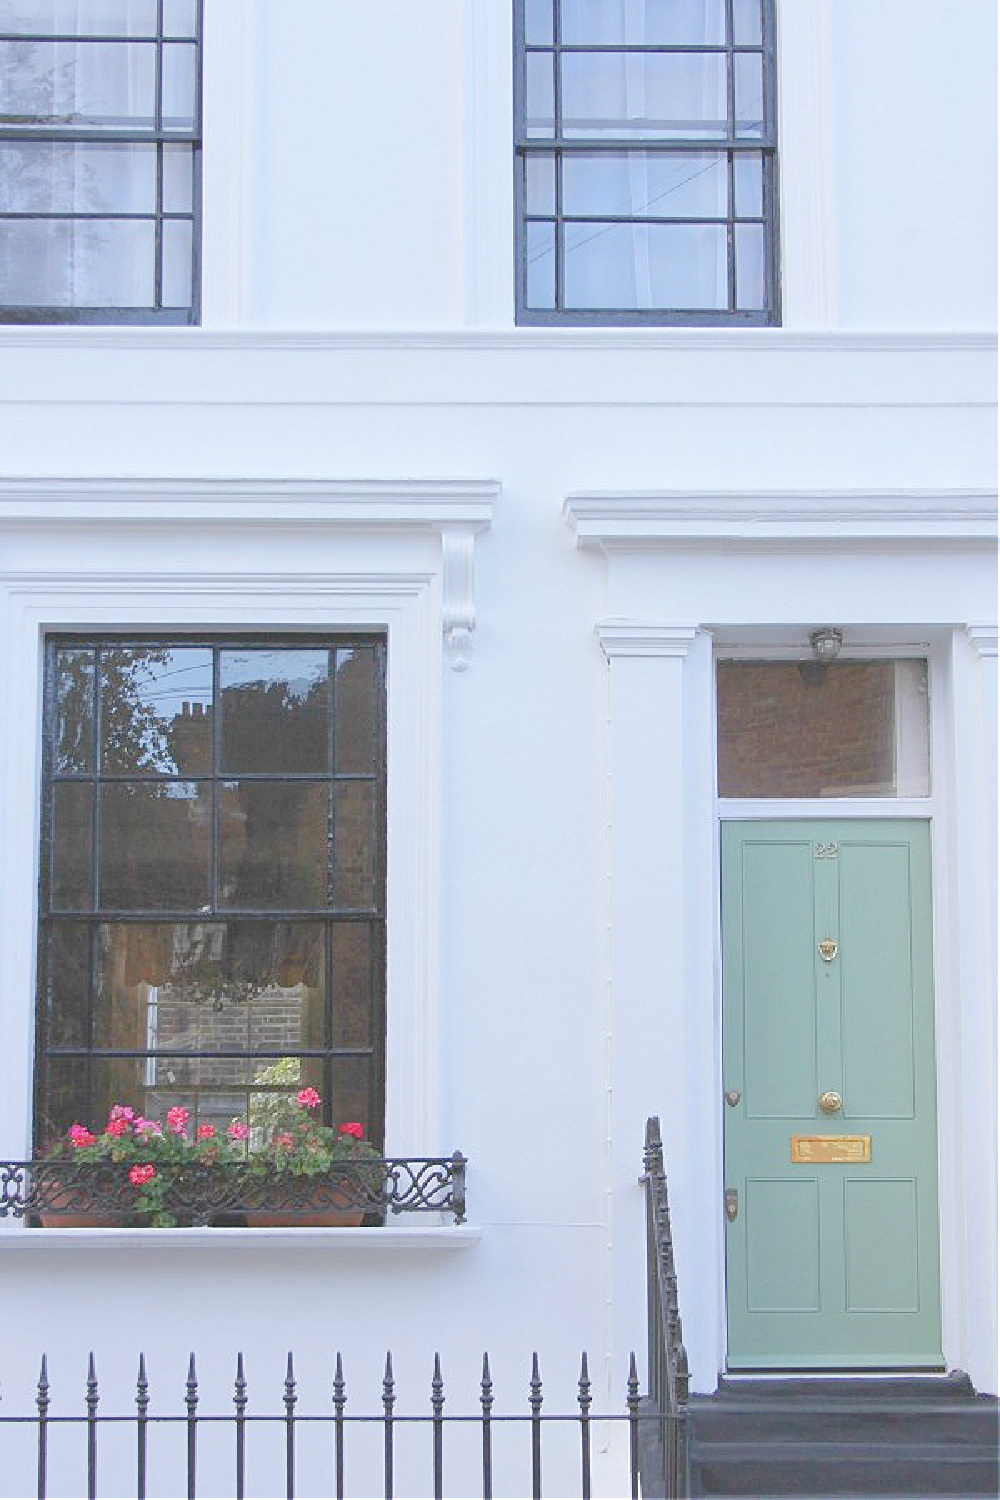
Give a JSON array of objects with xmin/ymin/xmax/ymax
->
[{"xmin": 819, "ymin": 1090, "xmax": 843, "ymax": 1114}]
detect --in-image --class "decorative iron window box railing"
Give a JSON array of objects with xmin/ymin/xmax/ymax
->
[{"xmin": 0, "ymin": 1155, "xmax": 467, "ymax": 1227}]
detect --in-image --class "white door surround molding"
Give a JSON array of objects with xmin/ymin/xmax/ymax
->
[{"xmin": 567, "ymin": 488, "xmax": 998, "ymax": 1395}]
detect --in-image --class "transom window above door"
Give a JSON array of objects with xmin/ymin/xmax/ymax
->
[
  {"xmin": 717, "ymin": 659, "xmax": 931, "ymax": 798},
  {"xmin": 515, "ymin": 0, "xmax": 779, "ymax": 323},
  {"xmin": 36, "ymin": 637, "xmax": 386, "ymax": 1153}
]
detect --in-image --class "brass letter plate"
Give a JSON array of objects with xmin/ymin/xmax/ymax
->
[{"xmin": 791, "ymin": 1134, "xmax": 871, "ymax": 1164}]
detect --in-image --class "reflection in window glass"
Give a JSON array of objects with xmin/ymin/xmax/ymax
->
[
  {"xmin": 36, "ymin": 637, "xmax": 386, "ymax": 1152},
  {"xmin": 716, "ymin": 660, "xmax": 930, "ymax": 798}
]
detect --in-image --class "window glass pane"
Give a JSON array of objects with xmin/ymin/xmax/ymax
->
[
  {"xmin": 525, "ymin": 49, "xmax": 555, "ymax": 137},
  {"xmin": 332, "ymin": 923, "xmax": 376, "ymax": 1048},
  {"xmin": 0, "ymin": 217, "xmax": 156, "ymax": 307},
  {"xmin": 52, "ymin": 781, "xmax": 93, "ymax": 907},
  {"xmin": 732, "ymin": 0, "xmax": 763, "ymax": 46},
  {"xmin": 525, "ymin": 219, "xmax": 556, "ymax": 307},
  {"xmin": 733, "ymin": 151, "xmax": 763, "ymax": 217},
  {"xmin": 734, "ymin": 51, "xmax": 764, "ymax": 137},
  {"xmin": 0, "ymin": 2, "xmax": 160, "ymax": 36},
  {"xmin": 329, "ymin": 1055, "xmax": 375, "ymax": 1143},
  {"xmin": 161, "ymin": 215, "xmax": 193, "ymax": 307},
  {"xmin": 54, "ymin": 647, "xmax": 94, "ymax": 772},
  {"xmin": 0, "ymin": 40, "xmax": 157, "ymax": 130},
  {"xmin": 560, "ymin": 0, "xmax": 725, "ymax": 45},
  {"xmin": 161, "ymin": 41, "xmax": 197, "ymax": 131},
  {"xmin": 220, "ymin": 781, "xmax": 328, "ymax": 909},
  {"xmin": 161, "ymin": 143, "xmax": 194, "ymax": 211},
  {"xmin": 220, "ymin": 649, "xmax": 329, "ymax": 774},
  {"xmin": 95, "ymin": 922, "xmax": 325, "ymax": 1054},
  {"xmin": 561, "ymin": 52, "xmax": 728, "ymax": 139},
  {"xmin": 334, "ymin": 647, "xmax": 380, "ymax": 774},
  {"xmin": 716, "ymin": 660, "xmax": 931, "ymax": 797},
  {"xmin": 524, "ymin": 0, "xmax": 553, "ymax": 44},
  {"xmin": 162, "ymin": 0, "xmax": 199, "ymax": 38},
  {"xmin": 47, "ymin": 923, "xmax": 90, "ymax": 1047},
  {"xmin": 333, "ymin": 783, "xmax": 378, "ymax": 908},
  {"xmin": 735, "ymin": 220, "xmax": 763, "ymax": 307},
  {"xmin": 99, "ymin": 782, "xmax": 211, "ymax": 908},
  {"xmin": 562, "ymin": 150, "xmax": 727, "ymax": 218},
  {"xmin": 525, "ymin": 153, "xmax": 556, "ymax": 216},
  {"xmin": 564, "ymin": 219, "xmax": 727, "ymax": 308},
  {"xmin": 0, "ymin": 142, "xmax": 157, "ymax": 213},
  {"xmin": 101, "ymin": 647, "xmax": 213, "ymax": 775}
]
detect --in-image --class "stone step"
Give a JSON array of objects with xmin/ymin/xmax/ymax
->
[{"xmin": 686, "ymin": 1374, "xmax": 1000, "ymax": 1499}]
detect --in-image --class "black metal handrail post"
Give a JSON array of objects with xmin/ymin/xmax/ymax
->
[{"xmin": 641, "ymin": 1116, "xmax": 690, "ymax": 1498}]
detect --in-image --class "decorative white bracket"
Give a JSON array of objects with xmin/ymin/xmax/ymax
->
[{"xmin": 441, "ymin": 522, "xmax": 493, "ymax": 671}]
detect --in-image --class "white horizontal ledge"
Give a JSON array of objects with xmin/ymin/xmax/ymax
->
[
  {"xmin": 566, "ymin": 488, "xmax": 999, "ymax": 546},
  {"xmin": 0, "ymin": 476, "xmax": 500, "ymax": 529},
  {"xmin": 0, "ymin": 1224, "xmax": 483, "ymax": 1252}
]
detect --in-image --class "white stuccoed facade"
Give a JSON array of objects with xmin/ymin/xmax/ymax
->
[{"xmin": 0, "ymin": 3, "xmax": 995, "ymax": 1496}]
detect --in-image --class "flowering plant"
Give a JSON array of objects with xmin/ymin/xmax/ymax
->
[
  {"xmin": 250, "ymin": 1089, "xmax": 381, "ymax": 1179},
  {"xmin": 45, "ymin": 1105, "xmax": 250, "ymax": 1225},
  {"xmin": 42, "ymin": 1093, "xmax": 380, "ymax": 1225}
]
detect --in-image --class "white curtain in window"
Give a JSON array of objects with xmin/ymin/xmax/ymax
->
[{"xmin": 561, "ymin": 0, "xmax": 728, "ymax": 310}]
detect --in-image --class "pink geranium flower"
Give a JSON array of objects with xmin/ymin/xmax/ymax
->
[
  {"xmin": 273, "ymin": 1132, "xmax": 294, "ymax": 1150},
  {"xmin": 68, "ymin": 1123, "xmax": 96, "ymax": 1147},
  {"xmin": 129, "ymin": 1164, "xmax": 156, "ymax": 1187},
  {"xmin": 338, "ymin": 1122, "xmax": 364, "ymax": 1140},
  {"xmin": 108, "ymin": 1105, "xmax": 134, "ymax": 1123},
  {"xmin": 104, "ymin": 1118, "xmax": 129, "ymax": 1138},
  {"xmin": 227, "ymin": 1119, "xmax": 249, "ymax": 1141},
  {"xmin": 134, "ymin": 1118, "xmax": 163, "ymax": 1138},
  {"xmin": 196, "ymin": 1123, "xmax": 215, "ymax": 1140},
  {"xmin": 166, "ymin": 1106, "xmax": 189, "ymax": 1134},
  {"xmin": 296, "ymin": 1087, "xmax": 322, "ymax": 1110}
]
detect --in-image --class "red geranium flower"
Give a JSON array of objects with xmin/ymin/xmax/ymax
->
[
  {"xmin": 296, "ymin": 1087, "xmax": 322, "ymax": 1110},
  {"xmin": 338, "ymin": 1122, "xmax": 364, "ymax": 1140},
  {"xmin": 129, "ymin": 1164, "xmax": 156, "ymax": 1187}
]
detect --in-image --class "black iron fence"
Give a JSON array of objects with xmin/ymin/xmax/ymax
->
[
  {"xmin": 0, "ymin": 1350, "xmax": 647, "ymax": 1500},
  {"xmin": 0, "ymin": 1155, "xmax": 467, "ymax": 1226},
  {"xmin": 642, "ymin": 1115, "xmax": 690, "ymax": 1498}
]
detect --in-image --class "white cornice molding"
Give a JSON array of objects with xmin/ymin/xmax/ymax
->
[
  {"xmin": 0, "ymin": 328, "xmax": 994, "ymax": 353},
  {"xmin": 0, "ymin": 476, "xmax": 499, "ymax": 670},
  {"xmin": 0, "ymin": 476, "xmax": 499, "ymax": 528},
  {"xmin": 566, "ymin": 489, "xmax": 999, "ymax": 547},
  {"xmin": 597, "ymin": 623, "xmax": 699, "ymax": 660},
  {"xmin": 966, "ymin": 625, "xmax": 999, "ymax": 658}
]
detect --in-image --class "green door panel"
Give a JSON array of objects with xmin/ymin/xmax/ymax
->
[{"xmin": 723, "ymin": 821, "xmax": 942, "ymax": 1370}]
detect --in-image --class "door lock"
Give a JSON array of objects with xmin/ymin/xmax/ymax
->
[
  {"xmin": 725, "ymin": 1189, "xmax": 738, "ymax": 1223},
  {"xmin": 724, "ymin": 1090, "xmax": 742, "ymax": 1108},
  {"xmin": 819, "ymin": 1090, "xmax": 843, "ymax": 1114}
]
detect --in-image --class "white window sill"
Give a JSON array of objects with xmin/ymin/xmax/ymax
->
[{"xmin": 0, "ymin": 1223, "xmax": 482, "ymax": 1252}]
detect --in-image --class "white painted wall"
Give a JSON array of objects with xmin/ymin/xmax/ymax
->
[
  {"xmin": 0, "ymin": 0, "xmax": 995, "ymax": 1493},
  {"xmin": 197, "ymin": 0, "xmax": 997, "ymax": 332}
]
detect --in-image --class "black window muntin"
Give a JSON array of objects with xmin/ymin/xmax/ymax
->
[
  {"xmin": 514, "ymin": 0, "xmax": 780, "ymax": 325},
  {"xmin": 0, "ymin": 2, "xmax": 202, "ymax": 325},
  {"xmin": 35, "ymin": 634, "xmax": 387, "ymax": 1152}
]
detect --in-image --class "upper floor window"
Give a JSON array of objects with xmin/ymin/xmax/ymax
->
[
  {"xmin": 0, "ymin": 0, "xmax": 201, "ymax": 324},
  {"xmin": 35, "ymin": 637, "xmax": 386, "ymax": 1153},
  {"xmin": 515, "ymin": 0, "xmax": 779, "ymax": 324}
]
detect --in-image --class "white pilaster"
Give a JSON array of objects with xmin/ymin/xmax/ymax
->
[{"xmin": 597, "ymin": 623, "xmax": 720, "ymax": 1393}]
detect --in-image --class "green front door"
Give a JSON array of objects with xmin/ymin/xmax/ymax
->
[{"xmin": 722, "ymin": 821, "xmax": 942, "ymax": 1369}]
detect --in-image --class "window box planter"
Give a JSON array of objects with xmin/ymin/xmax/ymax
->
[{"xmin": 1, "ymin": 1155, "xmax": 467, "ymax": 1228}]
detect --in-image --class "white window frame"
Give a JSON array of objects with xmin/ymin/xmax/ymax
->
[{"xmin": 0, "ymin": 477, "xmax": 497, "ymax": 1164}]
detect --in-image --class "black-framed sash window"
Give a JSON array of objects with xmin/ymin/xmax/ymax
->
[{"xmin": 35, "ymin": 636, "xmax": 387, "ymax": 1150}]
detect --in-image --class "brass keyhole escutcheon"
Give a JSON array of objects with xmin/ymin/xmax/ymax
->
[
  {"xmin": 819, "ymin": 1090, "xmax": 843, "ymax": 1114},
  {"xmin": 818, "ymin": 938, "xmax": 838, "ymax": 962},
  {"xmin": 724, "ymin": 1090, "xmax": 742, "ymax": 1109}
]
